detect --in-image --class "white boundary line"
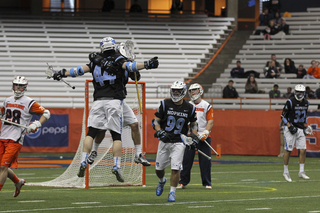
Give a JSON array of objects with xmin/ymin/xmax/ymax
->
[{"xmin": 1, "ymin": 195, "xmax": 320, "ymax": 213}]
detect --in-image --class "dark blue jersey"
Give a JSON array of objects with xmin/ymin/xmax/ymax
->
[
  {"xmin": 281, "ymin": 97, "xmax": 309, "ymax": 129},
  {"xmin": 87, "ymin": 51, "xmax": 128, "ymax": 101},
  {"xmin": 155, "ymin": 99, "xmax": 197, "ymax": 142}
]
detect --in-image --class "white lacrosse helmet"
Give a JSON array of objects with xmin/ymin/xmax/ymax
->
[
  {"xmin": 12, "ymin": 76, "xmax": 28, "ymax": 98},
  {"xmin": 170, "ymin": 81, "xmax": 187, "ymax": 102},
  {"xmin": 294, "ymin": 84, "xmax": 306, "ymax": 101},
  {"xmin": 100, "ymin": 37, "xmax": 116, "ymax": 53},
  {"xmin": 188, "ymin": 83, "xmax": 204, "ymax": 101}
]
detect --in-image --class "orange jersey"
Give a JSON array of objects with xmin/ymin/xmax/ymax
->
[
  {"xmin": 190, "ymin": 100, "xmax": 214, "ymax": 133},
  {"xmin": 0, "ymin": 96, "xmax": 46, "ymax": 144}
]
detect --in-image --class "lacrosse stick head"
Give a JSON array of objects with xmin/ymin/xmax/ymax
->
[
  {"xmin": 12, "ymin": 76, "xmax": 28, "ymax": 98},
  {"xmin": 305, "ymin": 125, "xmax": 313, "ymax": 135},
  {"xmin": 45, "ymin": 62, "xmax": 55, "ymax": 79},
  {"xmin": 117, "ymin": 40, "xmax": 136, "ymax": 61}
]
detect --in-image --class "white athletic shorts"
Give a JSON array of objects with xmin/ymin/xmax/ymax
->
[
  {"xmin": 155, "ymin": 141, "xmax": 185, "ymax": 171},
  {"xmin": 87, "ymin": 99, "xmax": 123, "ymax": 134},
  {"xmin": 283, "ymin": 126, "xmax": 306, "ymax": 151},
  {"xmin": 123, "ymin": 101, "xmax": 138, "ymax": 126}
]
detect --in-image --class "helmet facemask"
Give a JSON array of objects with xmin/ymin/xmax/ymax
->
[
  {"xmin": 170, "ymin": 81, "xmax": 187, "ymax": 102},
  {"xmin": 294, "ymin": 84, "xmax": 306, "ymax": 101},
  {"xmin": 188, "ymin": 83, "xmax": 203, "ymax": 101},
  {"xmin": 12, "ymin": 76, "xmax": 28, "ymax": 98}
]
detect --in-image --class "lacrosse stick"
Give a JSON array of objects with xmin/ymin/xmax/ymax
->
[
  {"xmin": 180, "ymin": 134, "xmax": 211, "ymax": 160},
  {"xmin": 204, "ymin": 139, "xmax": 220, "ymax": 157},
  {"xmin": 117, "ymin": 41, "xmax": 142, "ymax": 113},
  {"xmin": 1, "ymin": 119, "xmax": 28, "ymax": 129},
  {"xmin": 45, "ymin": 62, "xmax": 75, "ymax": 89}
]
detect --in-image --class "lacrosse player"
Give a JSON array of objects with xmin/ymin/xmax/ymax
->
[
  {"xmin": 152, "ymin": 81, "xmax": 199, "ymax": 202},
  {"xmin": 178, "ymin": 83, "xmax": 214, "ymax": 190},
  {"xmin": 86, "ymin": 41, "xmax": 150, "ymax": 167},
  {"xmin": 281, "ymin": 84, "xmax": 312, "ymax": 182},
  {"xmin": 52, "ymin": 37, "xmax": 158, "ymax": 182},
  {"xmin": 0, "ymin": 76, "xmax": 50, "ymax": 197}
]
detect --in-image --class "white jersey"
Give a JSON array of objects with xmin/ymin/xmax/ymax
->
[
  {"xmin": 189, "ymin": 99, "xmax": 214, "ymax": 134},
  {"xmin": 0, "ymin": 96, "xmax": 45, "ymax": 144}
]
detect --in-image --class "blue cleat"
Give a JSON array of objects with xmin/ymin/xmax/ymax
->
[
  {"xmin": 112, "ymin": 166, "xmax": 124, "ymax": 182},
  {"xmin": 77, "ymin": 162, "xmax": 87, "ymax": 177},
  {"xmin": 156, "ymin": 177, "xmax": 167, "ymax": 196},
  {"xmin": 168, "ymin": 191, "xmax": 176, "ymax": 202}
]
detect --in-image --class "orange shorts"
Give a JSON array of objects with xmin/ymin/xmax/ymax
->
[{"xmin": 0, "ymin": 139, "xmax": 22, "ymax": 168}]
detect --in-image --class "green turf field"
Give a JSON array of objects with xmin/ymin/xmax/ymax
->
[{"xmin": 1, "ymin": 154, "xmax": 320, "ymax": 213}]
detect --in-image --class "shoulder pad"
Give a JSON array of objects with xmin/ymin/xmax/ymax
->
[{"xmin": 89, "ymin": 52, "xmax": 104, "ymax": 65}]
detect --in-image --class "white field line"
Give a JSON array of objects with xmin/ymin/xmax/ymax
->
[
  {"xmin": 1, "ymin": 195, "xmax": 320, "ymax": 213},
  {"xmin": 246, "ymin": 208, "xmax": 271, "ymax": 210}
]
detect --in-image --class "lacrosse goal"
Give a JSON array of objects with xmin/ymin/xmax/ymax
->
[{"xmin": 27, "ymin": 80, "xmax": 146, "ymax": 188}]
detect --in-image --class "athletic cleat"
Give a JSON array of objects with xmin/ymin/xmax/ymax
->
[
  {"xmin": 14, "ymin": 179, "xmax": 25, "ymax": 197},
  {"xmin": 156, "ymin": 177, "xmax": 167, "ymax": 196},
  {"xmin": 134, "ymin": 154, "xmax": 151, "ymax": 166},
  {"xmin": 177, "ymin": 184, "xmax": 185, "ymax": 189},
  {"xmin": 283, "ymin": 173, "xmax": 292, "ymax": 182},
  {"xmin": 112, "ymin": 166, "xmax": 124, "ymax": 182},
  {"xmin": 298, "ymin": 172, "xmax": 310, "ymax": 180},
  {"xmin": 87, "ymin": 151, "xmax": 97, "ymax": 165},
  {"xmin": 168, "ymin": 191, "xmax": 176, "ymax": 202},
  {"xmin": 205, "ymin": 185, "xmax": 212, "ymax": 189},
  {"xmin": 77, "ymin": 163, "xmax": 87, "ymax": 178}
]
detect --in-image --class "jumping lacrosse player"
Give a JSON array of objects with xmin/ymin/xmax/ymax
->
[
  {"xmin": 281, "ymin": 84, "xmax": 312, "ymax": 182},
  {"xmin": 152, "ymin": 80, "xmax": 199, "ymax": 202},
  {"xmin": 178, "ymin": 83, "xmax": 214, "ymax": 190},
  {"xmin": 52, "ymin": 37, "xmax": 158, "ymax": 182},
  {"xmin": 86, "ymin": 41, "xmax": 150, "ymax": 167},
  {"xmin": 0, "ymin": 76, "xmax": 50, "ymax": 197}
]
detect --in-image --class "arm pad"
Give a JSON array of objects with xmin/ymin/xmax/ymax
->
[
  {"xmin": 43, "ymin": 109, "xmax": 50, "ymax": 120},
  {"xmin": 190, "ymin": 122, "xmax": 198, "ymax": 131},
  {"xmin": 70, "ymin": 66, "xmax": 85, "ymax": 77},
  {"xmin": 152, "ymin": 118, "xmax": 160, "ymax": 130},
  {"xmin": 125, "ymin": 62, "xmax": 138, "ymax": 72}
]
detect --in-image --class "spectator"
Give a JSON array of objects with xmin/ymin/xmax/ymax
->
[
  {"xmin": 267, "ymin": 0, "xmax": 281, "ymax": 15},
  {"xmin": 282, "ymin": 87, "xmax": 294, "ymax": 99},
  {"xmin": 130, "ymin": 0, "xmax": 142, "ymax": 12},
  {"xmin": 269, "ymin": 84, "xmax": 281, "ymax": 98},
  {"xmin": 171, "ymin": 0, "xmax": 183, "ymax": 14},
  {"xmin": 259, "ymin": 8, "xmax": 272, "ymax": 26},
  {"xmin": 304, "ymin": 60, "xmax": 320, "ymax": 79},
  {"xmin": 265, "ymin": 54, "xmax": 282, "ymax": 72},
  {"xmin": 223, "ymin": 80, "xmax": 239, "ymax": 98},
  {"xmin": 306, "ymin": 86, "xmax": 316, "ymax": 99},
  {"xmin": 273, "ymin": 12, "xmax": 282, "ymax": 26},
  {"xmin": 268, "ymin": 20, "xmax": 279, "ymax": 35},
  {"xmin": 284, "ymin": 58, "xmax": 297, "ymax": 74},
  {"xmin": 265, "ymin": 60, "xmax": 281, "ymax": 79},
  {"xmin": 245, "ymin": 75, "xmax": 259, "ymax": 93},
  {"xmin": 278, "ymin": 18, "xmax": 290, "ymax": 35},
  {"xmin": 296, "ymin": 64, "xmax": 306, "ymax": 78},
  {"xmin": 230, "ymin": 60, "xmax": 244, "ymax": 78},
  {"xmin": 102, "ymin": 0, "xmax": 114, "ymax": 12}
]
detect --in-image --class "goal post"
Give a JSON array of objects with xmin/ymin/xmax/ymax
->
[{"xmin": 26, "ymin": 80, "xmax": 146, "ymax": 188}]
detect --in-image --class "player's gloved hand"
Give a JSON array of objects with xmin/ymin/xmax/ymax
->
[
  {"xmin": 53, "ymin": 69, "xmax": 67, "ymax": 81},
  {"xmin": 27, "ymin": 121, "xmax": 41, "ymax": 134},
  {"xmin": 88, "ymin": 52, "xmax": 98, "ymax": 61},
  {"xmin": 190, "ymin": 133, "xmax": 200, "ymax": 149},
  {"xmin": 303, "ymin": 125, "xmax": 313, "ymax": 136},
  {"xmin": 288, "ymin": 125, "xmax": 297, "ymax": 135},
  {"xmin": 198, "ymin": 130, "xmax": 210, "ymax": 141},
  {"xmin": 101, "ymin": 59, "xmax": 118, "ymax": 75},
  {"xmin": 154, "ymin": 130, "xmax": 172, "ymax": 143},
  {"xmin": 144, "ymin": 57, "xmax": 159, "ymax": 70}
]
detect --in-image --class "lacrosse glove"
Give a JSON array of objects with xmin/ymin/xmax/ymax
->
[
  {"xmin": 288, "ymin": 125, "xmax": 297, "ymax": 135},
  {"xmin": 53, "ymin": 69, "xmax": 67, "ymax": 81},
  {"xmin": 154, "ymin": 130, "xmax": 172, "ymax": 143},
  {"xmin": 144, "ymin": 57, "xmax": 159, "ymax": 70}
]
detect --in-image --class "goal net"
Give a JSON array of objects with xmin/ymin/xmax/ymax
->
[{"xmin": 27, "ymin": 80, "xmax": 146, "ymax": 188}]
